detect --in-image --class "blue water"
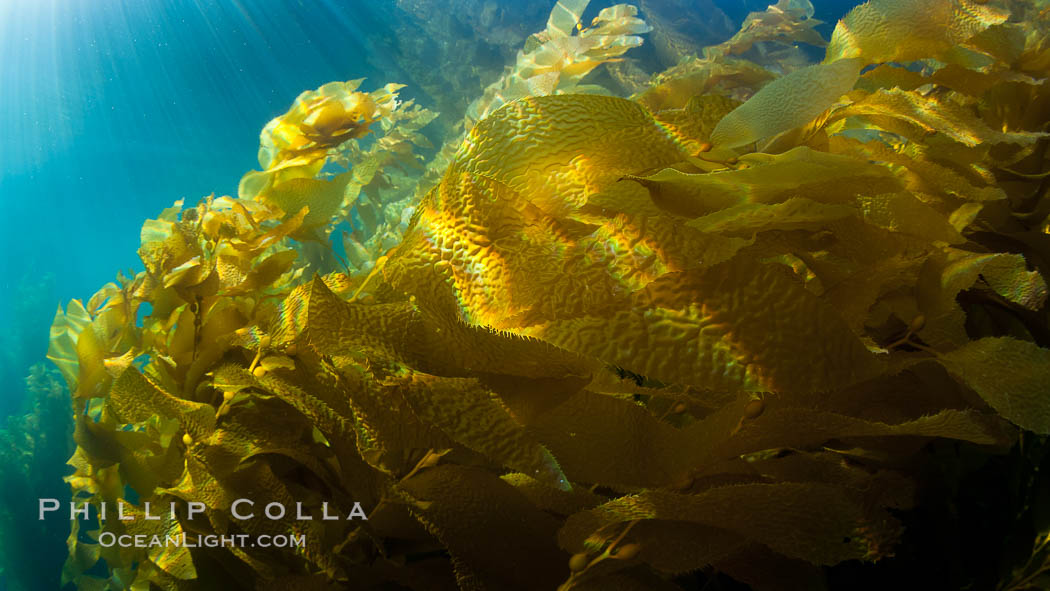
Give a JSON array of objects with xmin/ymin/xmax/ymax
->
[{"xmin": 0, "ymin": 0, "xmax": 400, "ymax": 415}]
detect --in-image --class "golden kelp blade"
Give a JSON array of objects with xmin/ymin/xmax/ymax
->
[
  {"xmin": 710, "ymin": 58, "xmax": 863, "ymax": 149},
  {"xmin": 626, "ymin": 146, "xmax": 899, "ymax": 217},
  {"xmin": 397, "ymin": 465, "xmax": 566, "ymax": 590},
  {"xmin": 704, "ymin": 0, "xmax": 826, "ymax": 60},
  {"xmin": 547, "ymin": 0, "xmax": 589, "ymax": 38},
  {"xmin": 465, "ymin": 2, "xmax": 651, "ymax": 124},
  {"xmin": 825, "ymin": 0, "xmax": 1009, "ymax": 64},
  {"xmin": 937, "ymin": 337, "xmax": 1050, "ymax": 434},
  {"xmin": 47, "ymin": 300, "xmax": 92, "ymax": 390},
  {"xmin": 460, "ymin": 94, "xmax": 684, "ymax": 215},
  {"xmin": 534, "ymin": 259, "xmax": 885, "ymax": 395},
  {"xmin": 559, "ymin": 482, "xmax": 901, "ymax": 565},
  {"xmin": 399, "ymin": 373, "xmax": 571, "ymax": 491},
  {"xmin": 830, "ymin": 88, "xmax": 1049, "ymax": 148}
]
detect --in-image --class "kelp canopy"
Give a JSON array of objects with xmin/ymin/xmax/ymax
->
[{"xmin": 48, "ymin": 0, "xmax": 1050, "ymax": 589}]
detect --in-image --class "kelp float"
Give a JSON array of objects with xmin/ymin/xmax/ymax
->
[{"xmin": 48, "ymin": 0, "xmax": 1050, "ymax": 589}]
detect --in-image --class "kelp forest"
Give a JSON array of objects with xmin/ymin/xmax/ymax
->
[{"xmin": 7, "ymin": 0, "xmax": 1050, "ymax": 589}]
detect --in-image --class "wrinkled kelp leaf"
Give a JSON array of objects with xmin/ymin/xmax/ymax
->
[
  {"xmin": 398, "ymin": 465, "xmax": 566, "ymax": 591},
  {"xmin": 710, "ymin": 58, "xmax": 863, "ymax": 149},
  {"xmin": 560, "ymin": 483, "xmax": 900, "ymax": 565},
  {"xmin": 627, "ymin": 146, "xmax": 900, "ymax": 218},
  {"xmin": 537, "ymin": 258, "xmax": 884, "ymax": 394},
  {"xmin": 938, "ymin": 337, "xmax": 1050, "ymax": 434},
  {"xmin": 825, "ymin": 0, "xmax": 1009, "ymax": 64},
  {"xmin": 47, "ymin": 300, "xmax": 92, "ymax": 390},
  {"xmin": 917, "ymin": 250, "xmax": 1047, "ymax": 348},
  {"xmin": 398, "ymin": 373, "xmax": 570, "ymax": 490},
  {"xmin": 109, "ymin": 368, "xmax": 216, "ymax": 440}
]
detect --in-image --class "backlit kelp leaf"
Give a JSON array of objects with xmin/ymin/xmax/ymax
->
[
  {"xmin": 635, "ymin": 58, "xmax": 776, "ymax": 115},
  {"xmin": 573, "ymin": 213, "xmax": 754, "ymax": 301},
  {"xmin": 64, "ymin": 448, "xmax": 123, "ymax": 501},
  {"xmin": 397, "ymin": 465, "xmax": 566, "ymax": 591},
  {"xmin": 48, "ymin": 299, "xmax": 92, "ymax": 390},
  {"xmin": 239, "ymin": 357, "xmax": 412, "ymax": 474},
  {"xmin": 706, "ymin": 407, "xmax": 1013, "ymax": 464},
  {"xmin": 199, "ymin": 399, "xmax": 328, "ymax": 482},
  {"xmin": 979, "ymin": 255, "xmax": 1048, "ymax": 311},
  {"xmin": 559, "ymin": 483, "xmax": 900, "ymax": 565},
  {"xmin": 227, "ymin": 203, "xmax": 309, "ymax": 258},
  {"xmin": 937, "ymin": 337, "xmax": 1050, "ymax": 434},
  {"xmin": 827, "ymin": 135, "xmax": 1006, "ymax": 203},
  {"xmin": 272, "ymin": 276, "xmax": 410, "ymax": 360},
  {"xmin": 626, "ymin": 146, "xmax": 899, "ymax": 217},
  {"xmin": 459, "ymin": 94, "xmax": 684, "ymax": 217},
  {"xmin": 853, "ymin": 192, "xmax": 964, "ymax": 244},
  {"xmin": 536, "ymin": 258, "xmax": 884, "ymax": 394},
  {"xmin": 277, "ymin": 276, "xmax": 597, "ymax": 382},
  {"xmin": 253, "ymin": 79, "xmax": 399, "ymax": 172},
  {"xmin": 120, "ymin": 503, "xmax": 197, "ymax": 581},
  {"xmin": 223, "ymin": 249, "xmax": 298, "ymax": 295},
  {"xmin": 118, "ymin": 426, "xmax": 186, "ymax": 497},
  {"xmin": 859, "ymin": 62, "xmax": 1040, "ymax": 98},
  {"xmin": 621, "ymin": 521, "xmax": 746, "ymax": 576},
  {"xmin": 832, "ymin": 88, "xmax": 1048, "ymax": 148},
  {"xmin": 823, "ymin": 254, "xmax": 925, "ymax": 333},
  {"xmin": 917, "ymin": 250, "xmax": 1047, "ymax": 348},
  {"xmin": 647, "ymin": 94, "xmax": 741, "ymax": 151},
  {"xmin": 500, "ymin": 473, "xmax": 604, "ymax": 516},
  {"xmin": 825, "ymin": 0, "xmax": 1009, "ymax": 64},
  {"xmin": 382, "ymin": 164, "xmax": 568, "ymax": 327},
  {"xmin": 138, "ymin": 216, "xmax": 204, "ymax": 280},
  {"xmin": 258, "ymin": 173, "xmax": 352, "ymax": 239},
  {"xmin": 386, "ymin": 95, "xmax": 723, "ymax": 330},
  {"xmin": 742, "ymin": 450, "xmax": 917, "ymax": 510},
  {"xmin": 72, "ymin": 309, "xmax": 127, "ymax": 400},
  {"xmin": 386, "ymin": 164, "xmax": 639, "ymax": 328},
  {"xmin": 62, "ymin": 521, "xmax": 102, "ymax": 589},
  {"xmin": 687, "ymin": 198, "xmax": 858, "ymax": 236},
  {"xmin": 398, "ymin": 372, "xmax": 570, "ymax": 490},
  {"xmin": 710, "ymin": 58, "xmax": 863, "ymax": 149},
  {"xmin": 109, "ymin": 368, "xmax": 215, "ymax": 441},
  {"xmin": 703, "ymin": 0, "xmax": 825, "ymax": 61},
  {"xmin": 213, "ymin": 461, "xmax": 334, "ymax": 577},
  {"xmin": 528, "ymin": 389, "xmax": 686, "ymax": 488},
  {"xmin": 465, "ymin": 3, "xmax": 650, "ymax": 125},
  {"xmin": 546, "ymin": 0, "xmax": 588, "ymax": 38}
]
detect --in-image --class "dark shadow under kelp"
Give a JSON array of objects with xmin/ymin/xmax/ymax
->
[{"xmin": 45, "ymin": 0, "xmax": 1050, "ymax": 589}]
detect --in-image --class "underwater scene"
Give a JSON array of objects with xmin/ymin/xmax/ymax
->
[{"xmin": 2, "ymin": 0, "xmax": 1050, "ymax": 589}]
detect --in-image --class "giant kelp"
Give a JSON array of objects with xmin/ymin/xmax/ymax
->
[{"xmin": 51, "ymin": 0, "xmax": 1050, "ymax": 589}]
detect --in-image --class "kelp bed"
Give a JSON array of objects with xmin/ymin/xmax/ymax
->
[{"xmin": 45, "ymin": 0, "xmax": 1050, "ymax": 589}]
